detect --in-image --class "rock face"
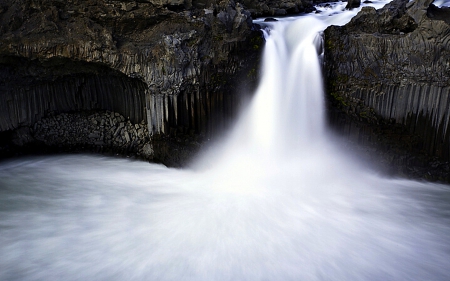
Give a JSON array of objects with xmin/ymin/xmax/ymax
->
[
  {"xmin": 0, "ymin": 0, "xmax": 263, "ymax": 165},
  {"xmin": 345, "ymin": 0, "xmax": 361, "ymax": 9},
  {"xmin": 239, "ymin": 0, "xmax": 315, "ymax": 16},
  {"xmin": 325, "ymin": 0, "xmax": 450, "ymax": 164},
  {"xmin": 33, "ymin": 111, "xmax": 151, "ymax": 156}
]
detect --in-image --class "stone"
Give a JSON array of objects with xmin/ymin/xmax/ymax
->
[
  {"xmin": 346, "ymin": 0, "xmax": 361, "ymax": 9},
  {"xmin": 325, "ymin": 0, "xmax": 450, "ymax": 162},
  {"xmin": 124, "ymin": 132, "xmax": 131, "ymax": 143},
  {"xmin": 240, "ymin": 0, "xmax": 315, "ymax": 17},
  {"xmin": 114, "ymin": 127, "xmax": 123, "ymax": 137},
  {"xmin": 141, "ymin": 143, "xmax": 154, "ymax": 158},
  {"xmin": 11, "ymin": 127, "xmax": 34, "ymax": 146},
  {"xmin": 0, "ymin": 0, "xmax": 329, "ymax": 167},
  {"xmin": 0, "ymin": 0, "xmax": 261, "ymax": 143}
]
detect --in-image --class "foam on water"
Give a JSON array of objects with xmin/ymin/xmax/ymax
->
[
  {"xmin": 1, "ymin": 154, "xmax": 450, "ymax": 280},
  {"xmin": 1, "ymin": 1, "xmax": 450, "ymax": 280},
  {"xmin": 433, "ymin": 0, "xmax": 450, "ymax": 7}
]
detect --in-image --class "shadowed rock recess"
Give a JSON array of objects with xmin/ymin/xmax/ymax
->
[
  {"xmin": 325, "ymin": 0, "xmax": 450, "ymax": 181},
  {"xmin": 0, "ymin": 0, "xmax": 271, "ymax": 166},
  {"xmin": 239, "ymin": 0, "xmax": 316, "ymax": 16}
]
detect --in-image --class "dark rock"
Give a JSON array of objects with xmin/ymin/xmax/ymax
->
[
  {"xmin": 264, "ymin": 17, "xmax": 278, "ymax": 22},
  {"xmin": 240, "ymin": 0, "xmax": 316, "ymax": 17},
  {"xmin": 346, "ymin": 0, "xmax": 361, "ymax": 9},
  {"xmin": 427, "ymin": 4, "xmax": 450, "ymax": 24},
  {"xmin": 141, "ymin": 143, "xmax": 154, "ymax": 159},
  {"xmin": 325, "ymin": 0, "xmax": 450, "ymax": 172},
  {"xmin": 340, "ymin": 0, "xmax": 418, "ymax": 34},
  {"xmin": 11, "ymin": 127, "xmax": 34, "ymax": 146},
  {"xmin": 0, "ymin": 0, "xmax": 264, "ymax": 166},
  {"xmin": 274, "ymin": 9, "xmax": 288, "ymax": 15}
]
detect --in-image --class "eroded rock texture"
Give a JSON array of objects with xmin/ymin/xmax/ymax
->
[
  {"xmin": 325, "ymin": 0, "xmax": 450, "ymax": 164},
  {"xmin": 0, "ymin": 0, "xmax": 263, "ymax": 164},
  {"xmin": 239, "ymin": 0, "xmax": 315, "ymax": 16}
]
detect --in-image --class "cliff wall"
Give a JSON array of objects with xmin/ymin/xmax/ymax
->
[
  {"xmin": 0, "ymin": 0, "xmax": 268, "ymax": 164},
  {"xmin": 325, "ymin": 0, "xmax": 450, "ymax": 168}
]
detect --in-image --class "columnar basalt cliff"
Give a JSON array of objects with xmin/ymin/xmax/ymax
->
[
  {"xmin": 325, "ymin": 0, "xmax": 450, "ymax": 179},
  {"xmin": 4, "ymin": 0, "xmax": 449, "ymax": 179},
  {"xmin": 0, "ymin": 0, "xmax": 270, "ymax": 165}
]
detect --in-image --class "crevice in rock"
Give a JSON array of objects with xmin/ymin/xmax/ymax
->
[{"xmin": 165, "ymin": 4, "xmax": 186, "ymax": 12}]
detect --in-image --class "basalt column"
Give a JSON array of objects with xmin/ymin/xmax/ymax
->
[
  {"xmin": 325, "ymin": 0, "xmax": 450, "ymax": 164},
  {"xmin": 0, "ymin": 58, "xmax": 147, "ymax": 131},
  {"xmin": 0, "ymin": 0, "xmax": 262, "ymax": 165}
]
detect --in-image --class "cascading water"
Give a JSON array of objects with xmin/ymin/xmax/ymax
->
[{"xmin": 1, "ymin": 1, "xmax": 450, "ymax": 280}]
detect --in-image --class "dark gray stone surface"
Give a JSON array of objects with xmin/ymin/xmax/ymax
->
[
  {"xmin": 325, "ymin": 0, "xmax": 450, "ymax": 165},
  {"xmin": 0, "ymin": 0, "xmax": 263, "ymax": 164}
]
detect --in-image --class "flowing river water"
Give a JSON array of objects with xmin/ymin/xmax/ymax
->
[{"xmin": 1, "ymin": 1, "xmax": 450, "ymax": 280}]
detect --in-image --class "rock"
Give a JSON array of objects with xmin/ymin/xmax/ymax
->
[
  {"xmin": 346, "ymin": 0, "xmax": 361, "ymax": 9},
  {"xmin": 0, "ymin": 0, "xmax": 327, "ymax": 166},
  {"xmin": 426, "ymin": 3, "xmax": 450, "ymax": 24},
  {"xmin": 325, "ymin": 0, "xmax": 450, "ymax": 163},
  {"xmin": 124, "ymin": 132, "xmax": 131, "ymax": 143},
  {"xmin": 274, "ymin": 9, "xmax": 288, "ymax": 15},
  {"xmin": 114, "ymin": 126, "xmax": 123, "ymax": 138},
  {"xmin": 240, "ymin": 0, "xmax": 315, "ymax": 17},
  {"xmin": 141, "ymin": 143, "xmax": 154, "ymax": 159},
  {"xmin": 11, "ymin": 127, "xmax": 34, "ymax": 146},
  {"xmin": 0, "ymin": 0, "xmax": 263, "ymax": 166}
]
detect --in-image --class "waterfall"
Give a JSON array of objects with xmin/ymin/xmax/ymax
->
[
  {"xmin": 1, "ymin": 1, "xmax": 450, "ymax": 280},
  {"xmin": 240, "ymin": 18, "xmax": 328, "ymax": 152}
]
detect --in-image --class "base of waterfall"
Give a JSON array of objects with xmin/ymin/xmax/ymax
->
[
  {"xmin": 1, "ymin": 154, "xmax": 449, "ymax": 280},
  {"xmin": 2, "ymin": 1, "xmax": 450, "ymax": 280}
]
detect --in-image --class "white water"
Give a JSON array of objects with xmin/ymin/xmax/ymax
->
[
  {"xmin": 434, "ymin": 0, "xmax": 450, "ymax": 7},
  {"xmin": 1, "ymin": 2, "xmax": 450, "ymax": 280}
]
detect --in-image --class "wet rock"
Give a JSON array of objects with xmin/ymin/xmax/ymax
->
[
  {"xmin": 141, "ymin": 143, "xmax": 154, "ymax": 159},
  {"xmin": 240, "ymin": 0, "xmax": 316, "ymax": 17},
  {"xmin": 325, "ymin": 0, "xmax": 450, "ymax": 163},
  {"xmin": 0, "ymin": 0, "xmax": 265, "ymax": 165},
  {"xmin": 11, "ymin": 127, "xmax": 34, "ymax": 146},
  {"xmin": 346, "ymin": 0, "xmax": 361, "ymax": 9},
  {"xmin": 30, "ymin": 111, "xmax": 152, "ymax": 158},
  {"xmin": 0, "ymin": 0, "xmax": 261, "ymax": 134}
]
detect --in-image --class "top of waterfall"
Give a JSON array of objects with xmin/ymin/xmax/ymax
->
[{"xmin": 254, "ymin": 0, "xmax": 393, "ymax": 27}]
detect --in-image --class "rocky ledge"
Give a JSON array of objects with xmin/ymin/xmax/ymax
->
[
  {"xmin": 1, "ymin": 109, "xmax": 202, "ymax": 166},
  {"xmin": 325, "ymin": 0, "xmax": 450, "ymax": 181},
  {"xmin": 239, "ymin": 0, "xmax": 316, "ymax": 16}
]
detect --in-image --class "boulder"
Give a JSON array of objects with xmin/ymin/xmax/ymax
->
[{"xmin": 346, "ymin": 0, "xmax": 361, "ymax": 9}]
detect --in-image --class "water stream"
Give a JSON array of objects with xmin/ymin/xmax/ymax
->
[{"xmin": 1, "ymin": 1, "xmax": 450, "ymax": 280}]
